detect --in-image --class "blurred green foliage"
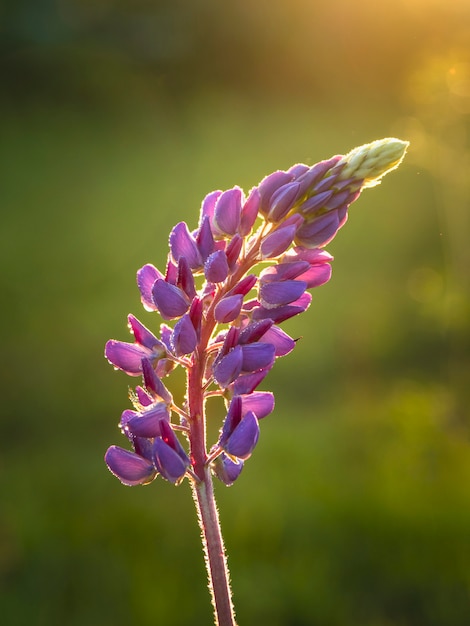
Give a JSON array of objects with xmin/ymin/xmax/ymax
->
[{"xmin": 1, "ymin": 1, "xmax": 470, "ymax": 625}]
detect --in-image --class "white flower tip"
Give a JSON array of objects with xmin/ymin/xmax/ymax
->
[{"xmin": 340, "ymin": 137, "xmax": 409, "ymax": 188}]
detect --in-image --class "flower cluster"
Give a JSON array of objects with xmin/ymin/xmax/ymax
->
[{"xmin": 104, "ymin": 138, "xmax": 408, "ymax": 487}]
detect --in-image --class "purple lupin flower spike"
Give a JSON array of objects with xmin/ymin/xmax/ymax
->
[{"xmin": 104, "ymin": 137, "xmax": 408, "ymax": 626}]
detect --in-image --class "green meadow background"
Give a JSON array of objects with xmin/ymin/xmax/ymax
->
[{"xmin": 2, "ymin": 1, "xmax": 470, "ymax": 624}]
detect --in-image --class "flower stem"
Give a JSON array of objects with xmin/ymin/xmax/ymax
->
[
  {"xmin": 192, "ymin": 469, "xmax": 237, "ymax": 626},
  {"xmin": 185, "ymin": 243, "xmax": 265, "ymax": 625},
  {"xmin": 187, "ymin": 335, "xmax": 237, "ymax": 625}
]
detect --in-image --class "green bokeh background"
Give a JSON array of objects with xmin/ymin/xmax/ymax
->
[{"xmin": 2, "ymin": 1, "xmax": 470, "ymax": 625}]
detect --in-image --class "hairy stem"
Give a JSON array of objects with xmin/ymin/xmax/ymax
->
[
  {"xmin": 185, "ymin": 241, "xmax": 264, "ymax": 625},
  {"xmin": 192, "ymin": 469, "xmax": 237, "ymax": 626},
  {"xmin": 188, "ymin": 352, "xmax": 237, "ymax": 625}
]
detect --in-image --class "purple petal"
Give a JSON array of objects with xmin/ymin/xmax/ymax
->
[
  {"xmin": 170, "ymin": 314, "xmax": 198, "ymax": 356},
  {"xmin": 135, "ymin": 385, "xmax": 153, "ymax": 407},
  {"xmin": 165, "ymin": 259, "xmax": 178, "ymax": 286},
  {"xmin": 119, "ymin": 409, "xmax": 137, "ymax": 434},
  {"xmin": 214, "ymin": 294, "xmax": 243, "ymax": 324},
  {"xmin": 196, "ymin": 215, "xmax": 215, "ymax": 262},
  {"xmin": 323, "ymin": 189, "xmax": 352, "ymax": 211},
  {"xmin": 213, "ymin": 187, "xmax": 243, "ymax": 236},
  {"xmin": 252, "ymin": 292, "xmax": 312, "ymax": 323},
  {"xmin": 189, "ymin": 297, "xmax": 203, "ymax": 340},
  {"xmin": 153, "ymin": 439, "xmax": 189, "ymax": 484},
  {"xmin": 313, "ymin": 172, "xmax": 341, "ymax": 194},
  {"xmin": 105, "ymin": 446, "xmax": 156, "ymax": 486},
  {"xmin": 137, "ymin": 264, "xmax": 163, "ymax": 311},
  {"xmin": 259, "ymin": 280, "xmax": 307, "ymax": 307},
  {"xmin": 105, "ymin": 340, "xmax": 150, "ymax": 376},
  {"xmin": 177, "ymin": 257, "xmax": 196, "ymax": 301},
  {"xmin": 241, "ymin": 343, "xmax": 275, "ymax": 372},
  {"xmin": 295, "ymin": 211, "xmax": 341, "ymax": 248},
  {"xmin": 224, "ymin": 411, "xmax": 260, "ymax": 460},
  {"xmin": 260, "ymin": 218, "xmax": 303, "ymax": 259},
  {"xmin": 297, "ymin": 190, "xmax": 334, "ymax": 216},
  {"xmin": 213, "ymin": 345, "xmax": 243, "ymax": 387},
  {"xmin": 232, "ymin": 367, "xmax": 272, "ymax": 395},
  {"xmin": 199, "ymin": 190, "xmax": 223, "ymax": 235},
  {"xmin": 170, "ymin": 222, "xmax": 202, "ymax": 269},
  {"xmin": 338, "ymin": 206, "xmax": 349, "ymax": 228},
  {"xmin": 325, "ymin": 189, "xmax": 360, "ymax": 215},
  {"xmin": 296, "ymin": 263, "xmax": 332, "ymax": 288},
  {"xmin": 287, "ymin": 163, "xmax": 309, "ymax": 177},
  {"xmin": 229, "ymin": 274, "xmax": 257, "ymax": 297},
  {"xmin": 260, "ymin": 261, "xmax": 310, "ymax": 283},
  {"xmin": 267, "ymin": 181, "xmax": 301, "ymax": 222},
  {"xmin": 204, "ymin": 250, "xmax": 229, "ymax": 283},
  {"xmin": 219, "ymin": 396, "xmax": 243, "ymax": 445},
  {"xmin": 220, "ymin": 325, "xmax": 241, "ymax": 354},
  {"xmin": 159, "ymin": 324, "xmax": 173, "ymax": 350},
  {"xmin": 239, "ymin": 187, "xmax": 260, "ymax": 236},
  {"xmin": 295, "ymin": 156, "xmax": 342, "ymax": 196},
  {"xmin": 127, "ymin": 314, "xmax": 163, "ymax": 351},
  {"xmin": 240, "ymin": 391, "xmax": 275, "ymax": 419},
  {"xmin": 141, "ymin": 358, "xmax": 173, "ymax": 404},
  {"xmin": 260, "ymin": 324, "xmax": 296, "ymax": 356},
  {"xmin": 213, "ymin": 453, "xmax": 244, "ymax": 486},
  {"xmin": 152, "ymin": 280, "xmax": 189, "ymax": 320},
  {"xmin": 153, "ymin": 422, "xmax": 190, "ymax": 484},
  {"xmin": 238, "ymin": 319, "xmax": 273, "ymax": 345},
  {"xmin": 126, "ymin": 403, "xmax": 169, "ymax": 438},
  {"xmin": 258, "ymin": 170, "xmax": 293, "ymax": 216},
  {"xmin": 133, "ymin": 436, "xmax": 154, "ymax": 462},
  {"xmin": 225, "ymin": 234, "xmax": 243, "ymax": 271},
  {"xmin": 283, "ymin": 246, "xmax": 334, "ymax": 264}
]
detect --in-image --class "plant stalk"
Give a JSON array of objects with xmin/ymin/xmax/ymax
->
[
  {"xmin": 187, "ymin": 334, "xmax": 237, "ymax": 625},
  {"xmin": 192, "ymin": 469, "xmax": 237, "ymax": 626}
]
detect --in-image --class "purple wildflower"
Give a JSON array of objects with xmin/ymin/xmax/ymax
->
[
  {"xmin": 103, "ymin": 137, "xmax": 408, "ymax": 626},
  {"xmin": 105, "ymin": 138, "xmax": 408, "ymax": 489},
  {"xmin": 105, "ymin": 314, "xmax": 166, "ymax": 376}
]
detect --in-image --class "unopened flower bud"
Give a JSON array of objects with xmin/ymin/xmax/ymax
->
[
  {"xmin": 267, "ymin": 181, "xmax": 301, "ymax": 222},
  {"xmin": 170, "ymin": 222, "xmax": 202, "ymax": 270},
  {"xmin": 171, "ymin": 313, "xmax": 198, "ymax": 356},
  {"xmin": 153, "ymin": 421, "xmax": 190, "ymax": 484},
  {"xmin": 152, "ymin": 280, "xmax": 189, "ymax": 320},
  {"xmin": 338, "ymin": 137, "xmax": 409, "ymax": 188},
  {"xmin": 204, "ymin": 250, "xmax": 229, "ymax": 283},
  {"xmin": 213, "ymin": 187, "xmax": 243, "ymax": 236},
  {"xmin": 223, "ymin": 410, "xmax": 260, "ymax": 461},
  {"xmin": 214, "ymin": 294, "xmax": 244, "ymax": 323}
]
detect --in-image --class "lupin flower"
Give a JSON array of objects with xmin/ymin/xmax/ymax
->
[
  {"xmin": 105, "ymin": 314, "xmax": 166, "ymax": 375},
  {"xmin": 153, "ymin": 420, "xmax": 191, "ymax": 484},
  {"xmin": 218, "ymin": 396, "xmax": 260, "ymax": 461},
  {"xmin": 104, "ymin": 137, "xmax": 408, "ymax": 626}
]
